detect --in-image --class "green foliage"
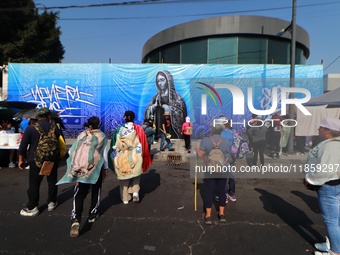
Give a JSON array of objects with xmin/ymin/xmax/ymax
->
[{"xmin": 0, "ymin": 0, "xmax": 65, "ymax": 65}]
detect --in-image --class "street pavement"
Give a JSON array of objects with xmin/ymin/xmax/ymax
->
[{"xmin": 0, "ymin": 139, "xmax": 327, "ymax": 255}]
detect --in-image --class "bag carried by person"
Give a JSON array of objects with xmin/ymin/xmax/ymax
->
[
  {"xmin": 206, "ymin": 136, "xmax": 225, "ymax": 167},
  {"xmin": 114, "ymin": 125, "xmax": 143, "ymax": 179},
  {"xmin": 58, "ymin": 135, "xmax": 67, "ymax": 159},
  {"xmin": 186, "ymin": 125, "xmax": 193, "ymax": 135},
  {"xmin": 33, "ymin": 123, "xmax": 59, "ymax": 169}
]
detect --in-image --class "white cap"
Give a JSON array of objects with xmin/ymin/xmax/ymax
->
[{"xmin": 316, "ymin": 117, "xmax": 340, "ymax": 131}]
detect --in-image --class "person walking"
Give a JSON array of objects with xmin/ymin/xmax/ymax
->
[
  {"xmin": 304, "ymin": 117, "xmax": 340, "ymax": 255},
  {"xmin": 142, "ymin": 119, "xmax": 156, "ymax": 155},
  {"xmin": 181, "ymin": 116, "xmax": 193, "ymax": 153},
  {"xmin": 56, "ymin": 116, "xmax": 109, "ymax": 237},
  {"xmin": 160, "ymin": 112, "xmax": 175, "ymax": 151},
  {"xmin": 220, "ymin": 118, "xmax": 237, "ymax": 203},
  {"xmin": 18, "ymin": 108, "xmax": 61, "ymax": 216},
  {"xmin": 108, "ymin": 110, "xmax": 152, "ymax": 205},
  {"xmin": 247, "ymin": 119, "xmax": 267, "ymax": 166},
  {"xmin": 268, "ymin": 113, "xmax": 282, "ymax": 158},
  {"xmin": 195, "ymin": 122, "xmax": 231, "ymax": 224}
]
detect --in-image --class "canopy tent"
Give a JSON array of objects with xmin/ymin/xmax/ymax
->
[
  {"xmin": 296, "ymin": 87, "xmax": 340, "ymax": 136},
  {"xmin": 303, "ymin": 86, "xmax": 340, "ymax": 107}
]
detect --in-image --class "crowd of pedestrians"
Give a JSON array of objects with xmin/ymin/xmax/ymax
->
[{"xmin": 11, "ymin": 107, "xmax": 340, "ymax": 254}]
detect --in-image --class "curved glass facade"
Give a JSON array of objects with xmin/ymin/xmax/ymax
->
[{"xmin": 143, "ymin": 36, "xmax": 307, "ymax": 65}]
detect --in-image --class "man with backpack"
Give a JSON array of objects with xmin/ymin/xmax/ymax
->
[
  {"xmin": 18, "ymin": 107, "xmax": 62, "ymax": 216},
  {"xmin": 195, "ymin": 122, "xmax": 232, "ymax": 224}
]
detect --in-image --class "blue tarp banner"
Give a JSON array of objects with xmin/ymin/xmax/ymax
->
[{"xmin": 7, "ymin": 63, "xmax": 323, "ymax": 138}]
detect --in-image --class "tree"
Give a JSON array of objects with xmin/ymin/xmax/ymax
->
[{"xmin": 0, "ymin": 0, "xmax": 64, "ymax": 65}]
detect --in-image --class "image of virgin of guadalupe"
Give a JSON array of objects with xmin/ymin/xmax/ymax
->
[{"xmin": 144, "ymin": 70, "xmax": 187, "ymax": 139}]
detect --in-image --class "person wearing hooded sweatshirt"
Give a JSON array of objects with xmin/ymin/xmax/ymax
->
[
  {"xmin": 108, "ymin": 111, "xmax": 152, "ymax": 205},
  {"xmin": 144, "ymin": 70, "xmax": 187, "ymax": 139}
]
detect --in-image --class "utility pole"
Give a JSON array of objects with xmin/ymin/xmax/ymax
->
[{"xmin": 288, "ymin": 0, "xmax": 297, "ymax": 154}]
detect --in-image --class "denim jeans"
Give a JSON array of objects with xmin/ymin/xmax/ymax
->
[
  {"xmin": 160, "ymin": 133, "xmax": 172, "ymax": 150},
  {"xmin": 317, "ymin": 184, "xmax": 340, "ymax": 253}
]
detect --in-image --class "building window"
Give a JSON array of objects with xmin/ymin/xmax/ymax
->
[
  {"xmin": 268, "ymin": 39, "xmax": 289, "ymax": 64},
  {"xmin": 145, "ymin": 50, "xmax": 160, "ymax": 63},
  {"xmin": 238, "ymin": 37, "xmax": 267, "ymax": 64},
  {"xmin": 208, "ymin": 38, "xmax": 238, "ymax": 64},
  {"xmin": 160, "ymin": 44, "xmax": 180, "ymax": 63},
  {"xmin": 296, "ymin": 47, "xmax": 307, "ymax": 64},
  {"xmin": 181, "ymin": 40, "xmax": 207, "ymax": 64}
]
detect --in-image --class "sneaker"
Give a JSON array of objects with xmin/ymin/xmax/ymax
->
[
  {"xmin": 227, "ymin": 194, "xmax": 237, "ymax": 202},
  {"xmin": 169, "ymin": 148, "xmax": 175, "ymax": 151},
  {"xmin": 315, "ymin": 237, "xmax": 330, "ymax": 252},
  {"xmin": 160, "ymin": 148, "xmax": 165, "ymax": 151},
  {"xmin": 204, "ymin": 216, "xmax": 212, "ymax": 225},
  {"xmin": 218, "ymin": 213, "xmax": 226, "ymax": 223},
  {"xmin": 123, "ymin": 201, "xmax": 129, "ymax": 205},
  {"xmin": 88, "ymin": 213, "xmax": 99, "ymax": 223},
  {"xmin": 133, "ymin": 192, "xmax": 139, "ymax": 203},
  {"xmin": 314, "ymin": 252, "xmax": 334, "ymax": 255},
  {"xmin": 70, "ymin": 220, "xmax": 80, "ymax": 238},
  {"xmin": 214, "ymin": 196, "xmax": 228, "ymax": 204},
  {"xmin": 20, "ymin": 207, "xmax": 39, "ymax": 217},
  {"xmin": 9, "ymin": 162, "xmax": 16, "ymax": 168},
  {"xmin": 153, "ymin": 141, "xmax": 157, "ymax": 144},
  {"xmin": 47, "ymin": 201, "xmax": 58, "ymax": 211}
]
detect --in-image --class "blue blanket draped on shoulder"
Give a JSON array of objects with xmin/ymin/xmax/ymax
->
[
  {"xmin": 108, "ymin": 123, "xmax": 151, "ymax": 176},
  {"xmin": 57, "ymin": 129, "xmax": 107, "ymax": 185}
]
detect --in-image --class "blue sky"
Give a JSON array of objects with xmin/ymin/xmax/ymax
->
[{"xmin": 33, "ymin": 0, "xmax": 340, "ymax": 74}]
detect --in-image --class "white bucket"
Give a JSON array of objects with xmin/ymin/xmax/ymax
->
[
  {"xmin": 8, "ymin": 133, "xmax": 21, "ymax": 147},
  {"xmin": 0, "ymin": 133, "xmax": 9, "ymax": 146}
]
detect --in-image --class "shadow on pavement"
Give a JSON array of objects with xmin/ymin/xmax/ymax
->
[
  {"xmin": 291, "ymin": 190, "xmax": 321, "ymax": 214},
  {"xmin": 255, "ymin": 188, "xmax": 323, "ymax": 246}
]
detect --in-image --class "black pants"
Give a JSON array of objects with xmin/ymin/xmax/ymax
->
[
  {"xmin": 227, "ymin": 176, "xmax": 236, "ymax": 196},
  {"xmin": 183, "ymin": 134, "xmax": 191, "ymax": 150},
  {"xmin": 296, "ymin": 136, "xmax": 306, "ymax": 153},
  {"xmin": 71, "ymin": 170, "xmax": 103, "ymax": 222},
  {"xmin": 269, "ymin": 132, "xmax": 281, "ymax": 155},
  {"xmin": 27, "ymin": 161, "xmax": 59, "ymax": 210},
  {"xmin": 252, "ymin": 140, "xmax": 266, "ymax": 165},
  {"xmin": 204, "ymin": 178, "xmax": 227, "ymax": 208}
]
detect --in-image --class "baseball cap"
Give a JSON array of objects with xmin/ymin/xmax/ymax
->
[
  {"xmin": 35, "ymin": 107, "xmax": 50, "ymax": 116},
  {"xmin": 316, "ymin": 117, "xmax": 340, "ymax": 131}
]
